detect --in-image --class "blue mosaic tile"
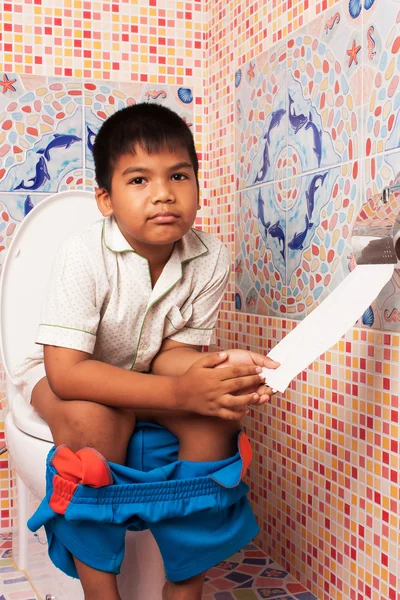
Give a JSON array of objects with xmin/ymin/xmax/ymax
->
[
  {"xmin": 225, "ymin": 572, "xmax": 253, "ymax": 583},
  {"xmin": 242, "ymin": 558, "xmax": 268, "ymax": 565},
  {"xmin": 294, "ymin": 593, "xmax": 319, "ymax": 600},
  {"xmin": 0, "ymin": 566, "xmax": 14, "ymax": 573},
  {"xmin": 235, "ymin": 579, "xmax": 254, "ymax": 589},
  {"xmin": 4, "ymin": 575, "xmax": 28, "ymax": 584}
]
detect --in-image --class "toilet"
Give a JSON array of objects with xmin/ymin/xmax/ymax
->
[{"xmin": 0, "ymin": 190, "xmax": 166, "ymax": 599}]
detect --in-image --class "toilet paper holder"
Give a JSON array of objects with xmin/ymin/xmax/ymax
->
[{"xmin": 352, "ymin": 177, "xmax": 400, "ymax": 267}]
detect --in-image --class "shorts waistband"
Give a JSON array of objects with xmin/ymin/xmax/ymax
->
[{"xmin": 57, "ymin": 475, "xmax": 223, "ymax": 505}]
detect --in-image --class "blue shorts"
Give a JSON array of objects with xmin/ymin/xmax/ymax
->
[{"xmin": 27, "ymin": 422, "xmax": 259, "ymax": 582}]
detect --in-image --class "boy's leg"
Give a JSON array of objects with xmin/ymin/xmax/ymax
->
[
  {"xmin": 162, "ymin": 572, "xmax": 205, "ymax": 600},
  {"xmin": 32, "ymin": 377, "xmax": 136, "ymax": 600},
  {"xmin": 135, "ymin": 411, "xmax": 243, "ymax": 598},
  {"xmin": 135, "ymin": 411, "xmax": 242, "ymax": 599},
  {"xmin": 32, "ymin": 377, "xmax": 136, "ymax": 462},
  {"xmin": 74, "ymin": 557, "xmax": 121, "ymax": 600},
  {"xmin": 136, "ymin": 409, "xmax": 241, "ymax": 462}
]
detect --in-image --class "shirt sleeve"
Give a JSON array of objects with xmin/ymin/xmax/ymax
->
[
  {"xmin": 168, "ymin": 242, "xmax": 230, "ymax": 346},
  {"xmin": 36, "ymin": 235, "xmax": 100, "ymax": 353}
]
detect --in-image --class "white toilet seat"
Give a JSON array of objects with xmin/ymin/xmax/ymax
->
[{"xmin": 11, "ymin": 392, "xmax": 53, "ymax": 443}]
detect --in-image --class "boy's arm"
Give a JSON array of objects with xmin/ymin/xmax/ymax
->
[
  {"xmin": 44, "ymin": 345, "xmax": 265, "ymax": 420},
  {"xmin": 151, "ymin": 339, "xmax": 203, "ymax": 376},
  {"xmin": 152, "ymin": 340, "xmax": 279, "ymax": 402},
  {"xmin": 45, "ymin": 345, "xmax": 179, "ymax": 410}
]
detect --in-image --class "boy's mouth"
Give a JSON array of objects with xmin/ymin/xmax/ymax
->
[{"xmin": 150, "ymin": 211, "xmax": 180, "ymax": 223}]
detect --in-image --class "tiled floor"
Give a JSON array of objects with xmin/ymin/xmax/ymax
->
[
  {"xmin": 0, "ymin": 532, "xmax": 37, "ymax": 600},
  {"xmin": 0, "ymin": 532, "xmax": 318, "ymax": 600}
]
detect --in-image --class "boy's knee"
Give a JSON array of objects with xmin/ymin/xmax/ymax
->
[
  {"xmin": 32, "ymin": 376, "xmax": 135, "ymax": 461},
  {"xmin": 163, "ymin": 414, "xmax": 241, "ymax": 450},
  {"xmin": 186, "ymin": 415, "xmax": 240, "ymax": 437},
  {"xmin": 63, "ymin": 401, "xmax": 135, "ymax": 439},
  {"xmin": 57, "ymin": 402, "xmax": 135, "ymax": 462}
]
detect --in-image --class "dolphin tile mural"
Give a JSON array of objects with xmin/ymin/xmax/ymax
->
[
  {"xmin": 235, "ymin": 44, "xmax": 287, "ymax": 190},
  {"xmin": 236, "ymin": 0, "xmax": 400, "ymax": 328},
  {"xmin": 235, "ymin": 6, "xmax": 365, "ymax": 320},
  {"xmin": 0, "ymin": 76, "xmax": 84, "ymax": 194},
  {"xmin": 235, "ymin": 183, "xmax": 286, "ymax": 317},
  {"xmin": 235, "ymin": 161, "xmax": 357, "ymax": 319},
  {"xmin": 0, "ymin": 77, "xmax": 195, "ymax": 271}
]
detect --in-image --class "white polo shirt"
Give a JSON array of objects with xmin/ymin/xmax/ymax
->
[{"xmin": 13, "ymin": 215, "xmax": 230, "ymax": 401}]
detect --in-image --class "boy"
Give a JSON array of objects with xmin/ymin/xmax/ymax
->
[{"xmin": 14, "ymin": 103, "xmax": 278, "ymax": 600}]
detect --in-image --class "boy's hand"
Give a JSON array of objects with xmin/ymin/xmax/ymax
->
[
  {"xmin": 175, "ymin": 352, "xmax": 266, "ymax": 420},
  {"xmin": 214, "ymin": 349, "xmax": 279, "ymax": 404}
]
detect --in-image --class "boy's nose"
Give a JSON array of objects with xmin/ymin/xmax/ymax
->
[{"xmin": 151, "ymin": 182, "xmax": 175, "ymax": 203}]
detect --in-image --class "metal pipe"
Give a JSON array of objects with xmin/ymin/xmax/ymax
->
[{"xmin": 382, "ymin": 183, "xmax": 400, "ymax": 204}]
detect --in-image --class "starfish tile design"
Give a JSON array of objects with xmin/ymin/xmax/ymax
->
[
  {"xmin": 0, "ymin": 74, "xmax": 17, "ymax": 94},
  {"xmin": 247, "ymin": 62, "xmax": 255, "ymax": 81},
  {"xmin": 347, "ymin": 39, "xmax": 361, "ymax": 67}
]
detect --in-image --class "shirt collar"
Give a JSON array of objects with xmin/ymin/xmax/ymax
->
[
  {"xmin": 103, "ymin": 216, "xmax": 134, "ymax": 253},
  {"xmin": 102, "ymin": 215, "xmax": 209, "ymax": 263}
]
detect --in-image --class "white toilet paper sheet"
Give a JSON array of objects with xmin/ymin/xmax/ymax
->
[{"xmin": 261, "ymin": 264, "xmax": 394, "ymax": 393}]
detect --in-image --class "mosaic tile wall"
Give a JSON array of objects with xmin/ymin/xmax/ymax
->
[{"xmin": 207, "ymin": 0, "xmax": 400, "ymax": 599}]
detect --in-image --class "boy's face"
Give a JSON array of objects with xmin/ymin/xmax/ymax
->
[{"xmin": 95, "ymin": 145, "xmax": 200, "ymax": 255}]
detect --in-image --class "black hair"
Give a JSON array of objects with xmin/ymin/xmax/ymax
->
[{"xmin": 92, "ymin": 102, "xmax": 199, "ymax": 193}]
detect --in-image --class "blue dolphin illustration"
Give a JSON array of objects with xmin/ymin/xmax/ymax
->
[
  {"xmin": 264, "ymin": 108, "xmax": 286, "ymax": 144},
  {"xmin": 268, "ymin": 220, "xmax": 286, "ymax": 262},
  {"xmin": 305, "ymin": 112, "xmax": 323, "ymax": 166},
  {"xmin": 288, "ymin": 93, "xmax": 308, "ymax": 134},
  {"xmin": 87, "ymin": 126, "xmax": 97, "ymax": 153},
  {"xmin": 257, "ymin": 190, "xmax": 271, "ymax": 238},
  {"xmin": 305, "ymin": 172, "xmax": 328, "ymax": 228},
  {"xmin": 288, "ymin": 215, "xmax": 310, "ymax": 250},
  {"xmin": 37, "ymin": 133, "xmax": 81, "ymax": 161},
  {"xmin": 14, "ymin": 156, "xmax": 50, "ymax": 191},
  {"xmin": 254, "ymin": 140, "xmax": 270, "ymax": 183},
  {"xmin": 24, "ymin": 195, "xmax": 34, "ymax": 216}
]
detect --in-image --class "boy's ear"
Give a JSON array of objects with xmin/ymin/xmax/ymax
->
[{"xmin": 95, "ymin": 187, "xmax": 113, "ymax": 217}]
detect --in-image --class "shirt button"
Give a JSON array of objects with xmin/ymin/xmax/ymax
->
[{"xmin": 141, "ymin": 340, "xmax": 149, "ymax": 350}]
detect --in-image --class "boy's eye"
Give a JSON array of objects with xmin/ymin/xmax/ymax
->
[
  {"xmin": 130, "ymin": 177, "xmax": 145, "ymax": 185},
  {"xmin": 172, "ymin": 173, "xmax": 188, "ymax": 181}
]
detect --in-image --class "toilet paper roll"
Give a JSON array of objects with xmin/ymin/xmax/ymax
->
[{"xmin": 262, "ymin": 264, "xmax": 394, "ymax": 393}]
